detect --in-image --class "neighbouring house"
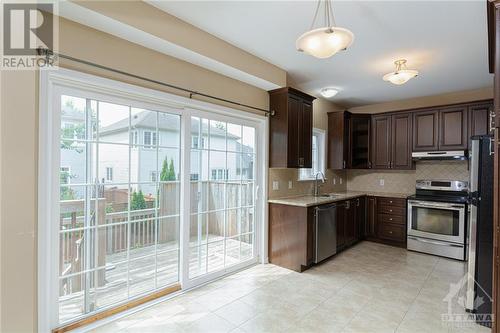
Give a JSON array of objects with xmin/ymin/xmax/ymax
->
[{"xmin": 60, "ymin": 100, "xmax": 255, "ymax": 200}]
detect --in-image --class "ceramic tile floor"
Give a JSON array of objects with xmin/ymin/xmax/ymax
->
[{"xmin": 88, "ymin": 241, "xmax": 491, "ymax": 333}]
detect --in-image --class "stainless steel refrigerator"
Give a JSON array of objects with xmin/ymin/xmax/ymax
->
[{"xmin": 466, "ymin": 135, "xmax": 494, "ymax": 327}]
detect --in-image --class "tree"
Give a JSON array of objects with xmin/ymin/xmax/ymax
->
[
  {"xmin": 61, "ymin": 123, "xmax": 85, "ymax": 153},
  {"xmin": 160, "ymin": 157, "xmax": 176, "ymax": 181},
  {"xmin": 131, "ymin": 190, "xmax": 147, "ymax": 210},
  {"xmin": 60, "ymin": 187, "xmax": 76, "ymax": 201},
  {"xmin": 160, "ymin": 158, "xmax": 169, "ymax": 181},
  {"xmin": 168, "ymin": 158, "xmax": 176, "ymax": 180}
]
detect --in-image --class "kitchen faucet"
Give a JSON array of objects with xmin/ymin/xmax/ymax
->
[{"xmin": 313, "ymin": 171, "xmax": 326, "ymax": 197}]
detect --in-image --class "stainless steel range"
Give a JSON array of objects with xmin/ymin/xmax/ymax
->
[{"xmin": 407, "ymin": 180, "xmax": 469, "ymax": 260}]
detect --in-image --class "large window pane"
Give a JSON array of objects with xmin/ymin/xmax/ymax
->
[
  {"xmin": 98, "ymin": 102, "xmax": 130, "ymax": 144},
  {"xmin": 188, "ymin": 116, "xmax": 256, "ymax": 280},
  {"xmin": 58, "ymin": 94, "xmax": 181, "ymax": 324}
]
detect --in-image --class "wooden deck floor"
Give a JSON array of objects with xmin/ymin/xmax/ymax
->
[{"xmin": 59, "ymin": 237, "xmax": 253, "ymax": 323}]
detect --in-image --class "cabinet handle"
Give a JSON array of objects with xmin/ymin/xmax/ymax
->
[
  {"xmin": 389, "ymin": 200, "xmax": 393, "ymax": 204},
  {"xmin": 389, "ymin": 231, "xmax": 393, "ymax": 234},
  {"xmin": 389, "ymin": 218, "xmax": 393, "ymax": 221},
  {"xmin": 343, "ymin": 160, "xmax": 346, "ymax": 169},
  {"xmin": 490, "ymin": 137, "xmax": 495, "ymax": 156},
  {"xmin": 490, "ymin": 110, "xmax": 496, "ymax": 134},
  {"xmin": 298, "ymin": 157, "xmax": 304, "ymax": 167},
  {"xmin": 356, "ymin": 199, "xmax": 360, "ymax": 207},
  {"xmin": 389, "ymin": 209, "xmax": 393, "ymax": 212}
]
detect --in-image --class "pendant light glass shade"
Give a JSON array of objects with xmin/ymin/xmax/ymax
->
[
  {"xmin": 296, "ymin": 0, "xmax": 354, "ymax": 59},
  {"xmin": 383, "ymin": 59, "xmax": 419, "ymax": 85},
  {"xmin": 296, "ymin": 27, "xmax": 354, "ymax": 59}
]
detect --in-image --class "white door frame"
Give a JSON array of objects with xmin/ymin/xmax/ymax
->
[
  {"xmin": 38, "ymin": 68, "xmax": 269, "ymax": 332},
  {"xmin": 180, "ymin": 108, "xmax": 267, "ymax": 290}
]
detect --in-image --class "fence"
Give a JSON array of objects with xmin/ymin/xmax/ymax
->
[{"xmin": 59, "ymin": 181, "xmax": 253, "ymax": 293}]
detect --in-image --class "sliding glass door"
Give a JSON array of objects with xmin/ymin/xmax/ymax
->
[
  {"xmin": 58, "ymin": 94, "xmax": 181, "ymax": 323},
  {"xmin": 188, "ymin": 115, "xmax": 256, "ymax": 280},
  {"xmin": 45, "ymin": 70, "xmax": 263, "ymax": 329}
]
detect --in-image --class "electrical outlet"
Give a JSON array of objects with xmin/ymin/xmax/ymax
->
[
  {"xmin": 272, "ymin": 181, "xmax": 279, "ymax": 190},
  {"xmin": 288, "ymin": 181, "xmax": 293, "ymax": 189},
  {"xmin": 339, "ymin": 177, "xmax": 342, "ymax": 185},
  {"xmin": 379, "ymin": 179, "xmax": 385, "ymax": 186}
]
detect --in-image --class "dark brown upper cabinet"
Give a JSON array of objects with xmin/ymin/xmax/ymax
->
[
  {"xmin": 413, "ymin": 109, "xmax": 439, "ymax": 151},
  {"xmin": 348, "ymin": 115, "xmax": 371, "ymax": 169},
  {"xmin": 413, "ymin": 104, "xmax": 473, "ymax": 152},
  {"xmin": 327, "ymin": 111, "xmax": 349, "ymax": 169},
  {"xmin": 371, "ymin": 113, "xmax": 413, "ymax": 170},
  {"xmin": 469, "ymin": 102, "xmax": 494, "ymax": 138},
  {"xmin": 439, "ymin": 105, "xmax": 468, "ymax": 150},
  {"xmin": 327, "ymin": 112, "xmax": 371, "ymax": 170},
  {"xmin": 391, "ymin": 113, "xmax": 413, "ymax": 169},
  {"xmin": 371, "ymin": 115, "xmax": 391, "ymax": 169},
  {"xmin": 269, "ymin": 87, "xmax": 315, "ymax": 168}
]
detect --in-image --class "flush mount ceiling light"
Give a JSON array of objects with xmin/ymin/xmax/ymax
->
[
  {"xmin": 320, "ymin": 88, "xmax": 339, "ymax": 98},
  {"xmin": 296, "ymin": 0, "xmax": 354, "ymax": 59},
  {"xmin": 383, "ymin": 59, "xmax": 419, "ymax": 85}
]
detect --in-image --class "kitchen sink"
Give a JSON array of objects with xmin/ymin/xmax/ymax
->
[{"xmin": 318, "ymin": 194, "xmax": 339, "ymax": 198}]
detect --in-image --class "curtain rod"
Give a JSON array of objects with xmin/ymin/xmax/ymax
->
[{"xmin": 37, "ymin": 48, "xmax": 275, "ymax": 117}]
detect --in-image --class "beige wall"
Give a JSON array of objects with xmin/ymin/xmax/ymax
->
[
  {"xmin": 313, "ymin": 98, "xmax": 345, "ymax": 130},
  {"xmin": 349, "ymin": 87, "xmax": 493, "ymax": 114},
  {"xmin": 0, "ymin": 70, "xmax": 38, "ymax": 333},
  {"xmin": 58, "ymin": 18, "xmax": 270, "ymax": 114},
  {"xmin": 0, "ymin": 14, "xmax": 277, "ymax": 332},
  {"xmin": 346, "ymin": 161, "xmax": 470, "ymax": 194}
]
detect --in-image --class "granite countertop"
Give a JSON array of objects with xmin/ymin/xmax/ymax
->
[{"xmin": 268, "ymin": 191, "xmax": 412, "ymax": 207}]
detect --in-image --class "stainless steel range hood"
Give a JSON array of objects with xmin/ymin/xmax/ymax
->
[{"xmin": 412, "ymin": 151, "xmax": 467, "ymax": 161}]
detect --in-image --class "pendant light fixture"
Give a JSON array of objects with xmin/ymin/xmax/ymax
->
[
  {"xmin": 383, "ymin": 59, "xmax": 419, "ymax": 85},
  {"xmin": 296, "ymin": 0, "xmax": 354, "ymax": 59}
]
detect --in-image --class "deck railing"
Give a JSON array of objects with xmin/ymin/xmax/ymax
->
[{"xmin": 59, "ymin": 181, "xmax": 253, "ymax": 293}]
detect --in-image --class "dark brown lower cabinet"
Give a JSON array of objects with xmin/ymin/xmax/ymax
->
[
  {"xmin": 336, "ymin": 202, "xmax": 346, "ymax": 250},
  {"xmin": 269, "ymin": 196, "xmax": 405, "ymax": 272},
  {"xmin": 268, "ymin": 203, "xmax": 314, "ymax": 272},
  {"xmin": 356, "ymin": 197, "xmax": 366, "ymax": 239},
  {"xmin": 363, "ymin": 196, "xmax": 407, "ymax": 247},
  {"xmin": 269, "ymin": 197, "xmax": 364, "ymax": 272},
  {"xmin": 365, "ymin": 196, "xmax": 377, "ymax": 239}
]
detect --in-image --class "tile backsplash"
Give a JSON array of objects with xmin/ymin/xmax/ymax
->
[
  {"xmin": 268, "ymin": 161, "xmax": 469, "ymax": 199},
  {"xmin": 346, "ymin": 160, "xmax": 469, "ymax": 194},
  {"xmin": 268, "ymin": 168, "xmax": 347, "ymax": 199}
]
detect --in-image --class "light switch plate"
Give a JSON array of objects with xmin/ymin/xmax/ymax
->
[
  {"xmin": 288, "ymin": 181, "xmax": 293, "ymax": 189},
  {"xmin": 272, "ymin": 181, "xmax": 279, "ymax": 190},
  {"xmin": 379, "ymin": 179, "xmax": 385, "ymax": 186}
]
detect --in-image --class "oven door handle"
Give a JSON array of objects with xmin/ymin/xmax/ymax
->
[
  {"xmin": 408, "ymin": 200, "xmax": 465, "ymax": 209},
  {"xmin": 407, "ymin": 236, "xmax": 464, "ymax": 248}
]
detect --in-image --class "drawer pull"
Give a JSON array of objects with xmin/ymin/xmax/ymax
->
[
  {"xmin": 389, "ymin": 200, "xmax": 393, "ymax": 204},
  {"xmin": 389, "ymin": 231, "xmax": 393, "ymax": 234},
  {"xmin": 389, "ymin": 209, "xmax": 393, "ymax": 212},
  {"xmin": 389, "ymin": 218, "xmax": 393, "ymax": 221}
]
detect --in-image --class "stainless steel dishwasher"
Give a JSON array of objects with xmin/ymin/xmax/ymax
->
[{"xmin": 314, "ymin": 203, "xmax": 338, "ymax": 263}]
